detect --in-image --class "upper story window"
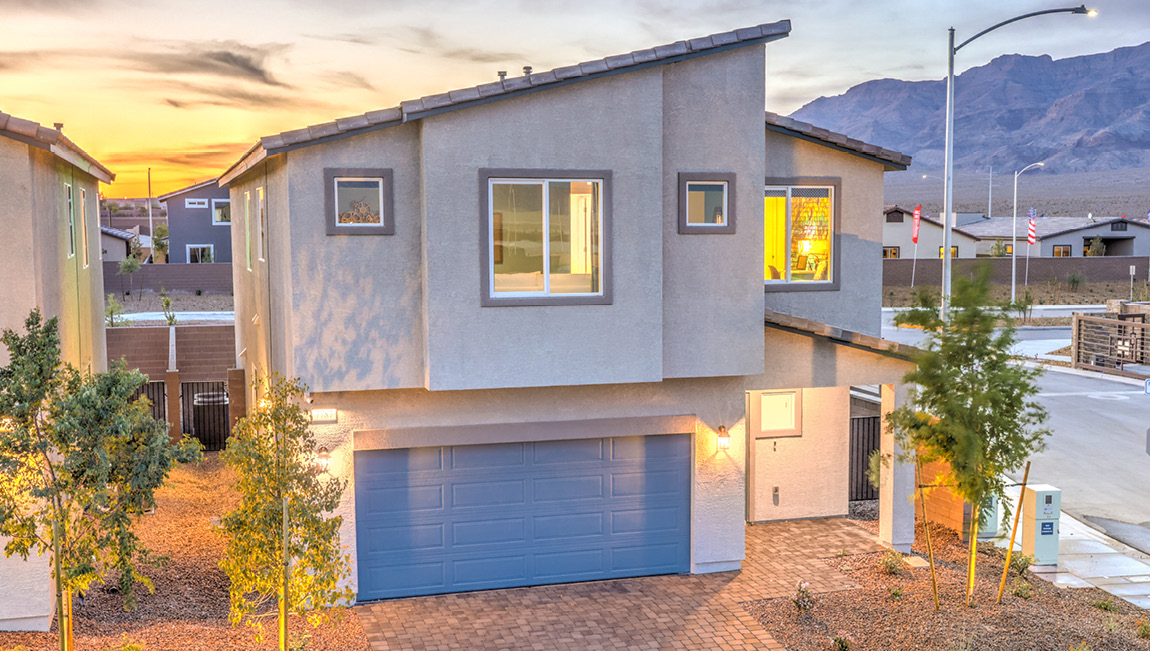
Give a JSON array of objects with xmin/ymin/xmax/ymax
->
[
  {"xmin": 186, "ymin": 198, "xmax": 208, "ymax": 209},
  {"xmin": 885, "ymin": 211, "xmax": 904, "ymax": 223},
  {"xmin": 678, "ymin": 172, "xmax": 736, "ymax": 234},
  {"xmin": 244, "ymin": 191, "xmax": 252, "ymax": 271},
  {"xmin": 212, "ymin": 198, "xmax": 231, "ymax": 225},
  {"xmin": 480, "ymin": 169, "xmax": 611, "ymax": 306},
  {"xmin": 1112, "ymin": 221, "xmax": 1127, "ymax": 232},
  {"xmin": 258, "ymin": 187, "xmax": 267, "ymax": 262},
  {"xmin": 65, "ymin": 184, "xmax": 75, "ymax": 259},
  {"xmin": 764, "ymin": 180, "xmax": 837, "ymax": 290},
  {"xmin": 324, "ymin": 168, "xmax": 394, "ymax": 235}
]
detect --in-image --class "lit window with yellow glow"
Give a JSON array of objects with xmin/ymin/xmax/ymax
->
[
  {"xmin": 764, "ymin": 186, "xmax": 833, "ymax": 283},
  {"xmin": 489, "ymin": 178, "xmax": 602, "ymax": 297}
]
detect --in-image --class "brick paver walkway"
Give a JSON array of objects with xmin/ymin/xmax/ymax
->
[{"xmin": 356, "ymin": 518, "xmax": 885, "ymax": 650}]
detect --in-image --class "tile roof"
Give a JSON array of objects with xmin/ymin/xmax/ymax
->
[
  {"xmin": 0, "ymin": 111, "xmax": 115, "ymax": 183},
  {"xmin": 884, "ymin": 205, "xmax": 981, "ymax": 240},
  {"xmin": 100, "ymin": 225, "xmax": 137, "ymax": 241},
  {"xmin": 765, "ymin": 112, "xmax": 911, "ymax": 170},
  {"xmin": 157, "ymin": 178, "xmax": 221, "ymax": 201},
  {"xmin": 764, "ymin": 309, "xmax": 918, "ymax": 361},
  {"xmin": 958, "ymin": 216, "xmax": 1150, "ymax": 240},
  {"xmin": 220, "ymin": 20, "xmax": 792, "ymax": 185}
]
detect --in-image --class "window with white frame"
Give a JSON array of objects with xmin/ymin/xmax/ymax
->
[
  {"xmin": 244, "ymin": 191, "xmax": 251, "ymax": 271},
  {"xmin": 187, "ymin": 244, "xmax": 214, "ymax": 263},
  {"xmin": 882, "ymin": 246, "xmax": 899, "ymax": 259},
  {"xmin": 481, "ymin": 170, "xmax": 609, "ymax": 305},
  {"xmin": 1053, "ymin": 244, "xmax": 1071, "ymax": 257},
  {"xmin": 80, "ymin": 188, "xmax": 89, "ymax": 268},
  {"xmin": 678, "ymin": 172, "xmax": 736, "ymax": 234},
  {"xmin": 212, "ymin": 198, "xmax": 231, "ymax": 225},
  {"xmin": 258, "ymin": 187, "xmax": 267, "ymax": 261},
  {"xmin": 65, "ymin": 184, "xmax": 75, "ymax": 258},
  {"xmin": 185, "ymin": 198, "xmax": 208, "ymax": 209},
  {"xmin": 764, "ymin": 183, "xmax": 835, "ymax": 285}
]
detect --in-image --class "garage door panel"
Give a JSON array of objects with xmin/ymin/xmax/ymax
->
[
  {"xmin": 357, "ymin": 447, "xmax": 444, "ymax": 477},
  {"xmin": 533, "ymin": 474, "xmax": 604, "ymax": 501},
  {"xmin": 355, "ymin": 434, "xmax": 690, "ymax": 601}
]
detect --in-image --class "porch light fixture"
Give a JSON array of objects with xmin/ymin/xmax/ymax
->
[
  {"xmin": 716, "ymin": 426, "xmax": 731, "ymax": 450},
  {"xmin": 0, "ymin": 417, "xmax": 13, "ymax": 432},
  {"xmin": 315, "ymin": 447, "xmax": 331, "ymax": 474}
]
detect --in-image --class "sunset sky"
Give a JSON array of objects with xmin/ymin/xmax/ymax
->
[{"xmin": 2, "ymin": 0, "xmax": 1147, "ymax": 197}]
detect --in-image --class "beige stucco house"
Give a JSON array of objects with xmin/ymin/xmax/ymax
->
[
  {"xmin": 220, "ymin": 21, "xmax": 919, "ymax": 603},
  {"xmin": 882, "ymin": 205, "xmax": 980, "ymax": 259},
  {"xmin": 0, "ymin": 111, "xmax": 114, "ymax": 631}
]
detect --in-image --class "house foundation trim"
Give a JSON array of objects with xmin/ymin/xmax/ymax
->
[{"xmin": 354, "ymin": 414, "xmax": 698, "ymax": 451}]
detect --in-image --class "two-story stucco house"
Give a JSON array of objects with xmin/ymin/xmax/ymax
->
[
  {"xmin": 158, "ymin": 178, "xmax": 232, "ymax": 263},
  {"xmin": 219, "ymin": 21, "xmax": 919, "ymax": 603},
  {"xmin": 0, "ymin": 111, "xmax": 113, "ymax": 631}
]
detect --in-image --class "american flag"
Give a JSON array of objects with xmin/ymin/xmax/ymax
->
[{"xmin": 1027, "ymin": 207, "xmax": 1037, "ymax": 245}]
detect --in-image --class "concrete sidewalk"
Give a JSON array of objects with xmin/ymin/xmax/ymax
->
[
  {"xmin": 121, "ymin": 311, "xmax": 235, "ymax": 323},
  {"xmin": 994, "ymin": 483, "xmax": 1150, "ymax": 609}
]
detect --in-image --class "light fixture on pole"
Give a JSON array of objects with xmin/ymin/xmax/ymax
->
[
  {"xmin": 940, "ymin": 5, "xmax": 1095, "ymax": 318},
  {"xmin": 1011, "ymin": 162, "xmax": 1044, "ymax": 302}
]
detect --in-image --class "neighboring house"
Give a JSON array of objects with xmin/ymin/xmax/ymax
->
[
  {"xmin": 219, "ymin": 21, "xmax": 918, "ymax": 604},
  {"xmin": 0, "ymin": 111, "xmax": 114, "ymax": 631},
  {"xmin": 961, "ymin": 216, "xmax": 1150, "ymax": 257},
  {"xmin": 100, "ymin": 197, "xmax": 165, "ymax": 237},
  {"xmin": 157, "ymin": 178, "xmax": 232, "ymax": 263},
  {"xmin": 883, "ymin": 205, "xmax": 980, "ymax": 259},
  {"xmin": 100, "ymin": 225, "xmax": 137, "ymax": 262}
]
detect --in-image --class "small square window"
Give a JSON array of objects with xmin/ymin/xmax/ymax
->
[
  {"xmin": 678, "ymin": 172, "xmax": 736, "ymax": 234},
  {"xmin": 749, "ymin": 390, "xmax": 803, "ymax": 439},
  {"xmin": 1053, "ymin": 245, "xmax": 1071, "ymax": 257},
  {"xmin": 324, "ymin": 168, "xmax": 394, "ymax": 235},
  {"xmin": 938, "ymin": 246, "xmax": 958, "ymax": 258},
  {"xmin": 1112, "ymin": 221, "xmax": 1127, "ymax": 231},
  {"xmin": 883, "ymin": 247, "xmax": 900, "ymax": 259},
  {"xmin": 212, "ymin": 199, "xmax": 231, "ymax": 225}
]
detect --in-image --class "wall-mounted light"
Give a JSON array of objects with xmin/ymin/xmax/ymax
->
[
  {"xmin": 0, "ymin": 417, "xmax": 13, "ymax": 433},
  {"xmin": 716, "ymin": 425, "xmax": 730, "ymax": 450},
  {"xmin": 315, "ymin": 447, "xmax": 330, "ymax": 474}
]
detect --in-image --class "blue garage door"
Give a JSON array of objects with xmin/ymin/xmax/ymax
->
[{"xmin": 354, "ymin": 434, "xmax": 691, "ymax": 601}]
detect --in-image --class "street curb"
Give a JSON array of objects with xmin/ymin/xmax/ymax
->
[{"xmin": 1024, "ymin": 360, "xmax": 1147, "ymax": 387}]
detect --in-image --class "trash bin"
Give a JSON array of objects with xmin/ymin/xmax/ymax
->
[{"xmin": 192, "ymin": 391, "xmax": 228, "ymax": 441}]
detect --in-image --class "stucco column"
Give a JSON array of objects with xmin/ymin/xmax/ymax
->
[
  {"xmin": 879, "ymin": 382, "xmax": 915, "ymax": 552},
  {"xmin": 165, "ymin": 370, "xmax": 181, "ymax": 441}
]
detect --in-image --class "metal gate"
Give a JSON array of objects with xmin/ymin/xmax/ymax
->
[
  {"xmin": 131, "ymin": 380, "xmax": 167, "ymax": 423},
  {"xmin": 180, "ymin": 381, "xmax": 229, "ymax": 451},
  {"xmin": 849, "ymin": 416, "xmax": 881, "ymax": 501}
]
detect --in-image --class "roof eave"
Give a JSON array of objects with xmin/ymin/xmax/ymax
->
[
  {"xmin": 218, "ymin": 145, "xmax": 269, "ymax": 187},
  {"xmin": 765, "ymin": 123, "xmax": 909, "ymax": 171}
]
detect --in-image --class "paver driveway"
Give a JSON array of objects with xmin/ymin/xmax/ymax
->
[{"xmin": 356, "ymin": 518, "xmax": 885, "ymax": 651}]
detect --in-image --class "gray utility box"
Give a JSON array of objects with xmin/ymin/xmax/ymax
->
[{"xmin": 1022, "ymin": 484, "xmax": 1061, "ymax": 565}]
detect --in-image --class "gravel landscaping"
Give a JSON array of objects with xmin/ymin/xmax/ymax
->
[
  {"xmin": 0, "ymin": 454, "xmax": 369, "ymax": 651},
  {"xmin": 109, "ymin": 291, "xmax": 234, "ymax": 314},
  {"xmin": 746, "ymin": 521, "xmax": 1150, "ymax": 651}
]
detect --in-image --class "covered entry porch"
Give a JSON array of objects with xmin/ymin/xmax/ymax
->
[{"xmin": 746, "ymin": 311, "xmax": 919, "ymax": 551}]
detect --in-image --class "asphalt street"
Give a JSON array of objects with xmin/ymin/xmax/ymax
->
[{"xmin": 1012, "ymin": 369, "xmax": 1150, "ymax": 555}]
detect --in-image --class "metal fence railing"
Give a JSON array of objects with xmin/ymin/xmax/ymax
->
[
  {"xmin": 131, "ymin": 380, "xmax": 167, "ymax": 423},
  {"xmin": 849, "ymin": 416, "xmax": 881, "ymax": 501},
  {"xmin": 180, "ymin": 381, "xmax": 230, "ymax": 451},
  {"xmin": 1072, "ymin": 314, "xmax": 1150, "ymax": 379}
]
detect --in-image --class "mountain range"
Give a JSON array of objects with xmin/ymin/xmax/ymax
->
[{"xmin": 790, "ymin": 41, "xmax": 1150, "ymax": 174}]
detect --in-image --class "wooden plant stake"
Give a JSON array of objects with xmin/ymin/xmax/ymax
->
[
  {"xmin": 966, "ymin": 503, "xmax": 980, "ymax": 607},
  {"xmin": 996, "ymin": 461, "xmax": 1031, "ymax": 604},
  {"xmin": 916, "ymin": 456, "xmax": 941, "ymax": 611}
]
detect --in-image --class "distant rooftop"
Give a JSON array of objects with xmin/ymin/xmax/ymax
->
[
  {"xmin": 766, "ymin": 112, "xmax": 910, "ymax": 171},
  {"xmin": 884, "ymin": 205, "xmax": 980, "ymax": 239},
  {"xmin": 0, "ymin": 111, "xmax": 114, "ymax": 183},
  {"xmin": 959, "ymin": 216, "xmax": 1150, "ymax": 239},
  {"xmin": 221, "ymin": 21, "xmax": 793, "ymax": 184},
  {"xmin": 158, "ymin": 178, "xmax": 221, "ymax": 201}
]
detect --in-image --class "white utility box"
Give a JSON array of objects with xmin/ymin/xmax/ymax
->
[{"xmin": 1022, "ymin": 484, "xmax": 1061, "ymax": 565}]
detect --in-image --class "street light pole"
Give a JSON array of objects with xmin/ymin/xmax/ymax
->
[
  {"xmin": 1011, "ymin": 162, "xmax": 1044, "ymax": 302},
  {"xmin": 940, "ymin": 4, "xmax": 1095, "ymax": 319}
]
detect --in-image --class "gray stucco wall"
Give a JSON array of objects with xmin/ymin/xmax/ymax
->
[
  {"xmin": 420, "ymin": 68, "xmax": 665, "ymax": 391},
  {"xmin": 661, "ymin": 46, "xmax": 766, "ymax": 379},
  {"xmin": 763, "ymin": 134, "xmax": 886, "ymax": 336},
  {"xmin": 164, "ymin": 183, "xmax": 232, "ymax": 263},
  {"xmin": 1036, "ymin": 223, "xmax": 1150, "ymax": 257},
  {"xmin": 883, "ymin": 215, "xmax": 979, "ymax": 259}
]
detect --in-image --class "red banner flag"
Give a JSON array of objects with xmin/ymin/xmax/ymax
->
[
  {"xmin": 912, "ymin": 205, "xmax": 921, "ymax": 244},
  {"xmin": 1027, "ymin": 218, "xmax": 1036, "ymax": 245}
]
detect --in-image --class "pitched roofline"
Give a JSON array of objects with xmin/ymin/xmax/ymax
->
[
  {"xmin": 1031, "ymin": 217, "xmax": 1150, "ymax": 240},
  {"xmin": 158, "ymin": 177, "xmax": 221, "ymax": 201},
  {"xmin": 764, "ymin": 309, "xmax": 918, "ymax": 362},
  {"xmin": 884, "ymin": 205, "xmax": 981, "ymax": 240},
  {"xmin": 765, "ymin": 112, "xmax": 910, "ymax": 171},
  {"xmin": 220, "ymin": 21, "xmax": 791, "ymax": 186},
  {"xmin": 0, "ymin": 111, "xmax": 115, "ymax": 183}
]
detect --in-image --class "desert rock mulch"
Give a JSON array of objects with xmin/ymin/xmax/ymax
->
[
  {"xmin": 0, "ymin": 453, "xmax": 370, "ymax": 651},
  {"xmin": 746, "ymin": 521, "xmax": 1150, "ymax": 651}
]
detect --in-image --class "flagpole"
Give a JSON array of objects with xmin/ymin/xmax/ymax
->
[
  {"xmin": 1025, "ymin": 242, "xmax": 1031, "ymax": 286},
  {"xmin": 911, "ymin": 243, "xmax": 918, "ymax": 288}
]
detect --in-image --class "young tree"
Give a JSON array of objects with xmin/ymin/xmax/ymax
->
[
  {"xmin": 151, "ymin": 223, "xmax": 169, "ymax": 264},
  {"xmin": 1086, "ymin": 235, "xmax": 1106, "ymax": 257},
  {"xmin": 0, "ymin": 310, "xmax": 203, "ymax": 650},
  {"xmin": 886, "ymin": 267, "xmax": 1049, "ymax": 606},
  {"xmin": 117, "ymin": 255, "xmax": 140, "ymax": 300},
  {"xmin": 219, "ymin": 374, "xmax": 352, "ymax": 649}
]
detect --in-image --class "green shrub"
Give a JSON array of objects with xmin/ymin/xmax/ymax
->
[
  {"xmin": 1010, "ymin": 553, "xmax": 1034, "ymax": 577},
  {"xmin": 1010, "ymin": 579, "xmax": 1031, "ymax": 599},
  {"xmin": 1067, "ymin": 271, "xmax": 1085, "ymax": 289},
  {"xmin": 830, "ymin": 633, "xmax": 853, "ymax": 651},
  {"xmin": 791, "ymin": 580, "xmax": 817, "ymax": 612},
  {"xmin": 877, "ymin": 549, "xmax": 907, "ymax": 575},
  {"xmin": 889, "ymin": 587, "xmax": 903, "ymax": 601},
  {"xmin": 1137, "ymin": 618, "xmax": 1150, "ymax": 639},
  {"xmin": 105, "ymin": 293, "xmax": 125, "ymax": 327},
  {"xmin": 1091, "ymin": 597, "xmax": 1117, "ymax": 612}
]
